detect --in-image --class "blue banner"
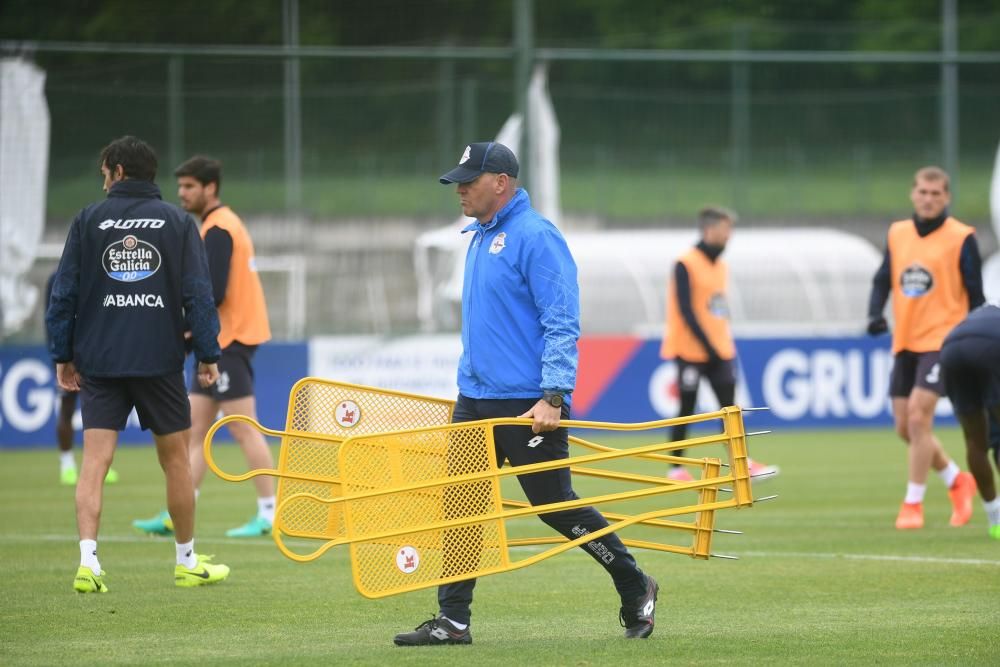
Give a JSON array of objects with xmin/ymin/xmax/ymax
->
[
  {"xmin": 0, "ymin": 344, "xmax": 308, "ymax": 448},
  {"xmin": 1, "ymin": 334, "xmax": 953, "ymax": 448},
  {"xmin": 575, "ymin": 335, "xmax": 955, "ymax": 428}
]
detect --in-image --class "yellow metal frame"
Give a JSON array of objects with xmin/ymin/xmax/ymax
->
[{"xmin": 204, "ymin": 378, "xmax": 759, "ymax": 599}]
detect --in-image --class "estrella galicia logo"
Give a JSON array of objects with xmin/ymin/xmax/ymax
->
[
  {"xmin": 102, "ymin": 235, "xmax": 161, "ymax": 282},
  {"xmin": 900, "ymin": 264, "xmax": 933, "ymax": 297}
]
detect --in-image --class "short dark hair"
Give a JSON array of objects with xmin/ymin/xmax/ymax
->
[
  {"xmin": 698, "ymin": 205, "xmax": 737, "ymax": 230},
  {"xmin": 174, "ymin": 156, "xmax": 222, "ymax": 194},
  {"xmin": 913, "ymin": 165, "xmax": 950, "ymax": 192},
  {"xmin": 99, "ymin": 135, "xmax": 158, "ymax": 182}
]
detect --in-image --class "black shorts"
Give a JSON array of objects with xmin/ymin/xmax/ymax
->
[
  {"xmin": 189, "ymin": 342, "xmax": 257, "ymax": 401},
  {"xmin": 675, "ymin": 357, "xmax": 737, "ymax": 393},
  {"xmin": 889, "ymin": 350, "xmax": 944, "ymax": 398},
  {"xmin": 80, "ymin": 372, "xmax": 190, "ymax": 435},
  {"xmin": 940, "ymin": 336, "xmax": 1000, "ymax": 416}
]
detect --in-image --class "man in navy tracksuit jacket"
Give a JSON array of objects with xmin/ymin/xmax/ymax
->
[
  {"xmin": 939, "ymin": 303, "xmax": 1000, "ymax": 538},
  {"xmin": 393, "ymin": 142, "xmax": 658, "ymax": 646},
  {"xmin": 46, "ymin": 135, "xmax": 230, "ymax": 593}
]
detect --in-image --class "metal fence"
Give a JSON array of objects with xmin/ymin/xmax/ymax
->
[{"xmin": 4, "ymin": 3, "xmax": 1000, "ymax": 340}]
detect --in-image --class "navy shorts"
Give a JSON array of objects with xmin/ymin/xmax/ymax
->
[
  {"xmin": 189, "ymin": 342, "xmax": 257, "ymax": 401},
  {"xmin": 889, "ymin": 350, "xmax": 944, "ymax": 398},
  {"xmin": 940, "ymin": 336, "xmax": 1000, "ymax": 416},
  {"xmin": 80, "ymin": 372, "xmax": 191, "ymax": 435}
]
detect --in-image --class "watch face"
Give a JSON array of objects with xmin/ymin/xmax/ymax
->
[{"xmin": 546, "ymin": 394, "xmax": 563, "ymax": 408}]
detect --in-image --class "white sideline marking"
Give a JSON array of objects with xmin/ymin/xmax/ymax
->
[
  {"xmin": 7, "ymin": 534, "xmax": 998, "ymax": 566},
  {"xmin": 508, "ymin": 547, "xmax": 999, "ymax": 566},
  {"xmin": 738, "ymin": 550, "xmax": 1000, "ymax": 567},
  {"xmin": 9, "ymin": 534, "xmax": 277, "ymax": 546}
]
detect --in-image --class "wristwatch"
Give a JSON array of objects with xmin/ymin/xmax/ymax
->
[{"xmin": 542, "ymin": 391, "xmax": 564, "ymax": 408}]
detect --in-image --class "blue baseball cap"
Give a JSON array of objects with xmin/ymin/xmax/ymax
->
[{"xmin": 439, "ymin": 141, "xmax": 519, "ymax": 184}]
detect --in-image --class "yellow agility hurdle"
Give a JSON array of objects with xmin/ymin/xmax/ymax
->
[{"xmin": 205, "ymin": 378, "xmax": 768, "ymax": 599}]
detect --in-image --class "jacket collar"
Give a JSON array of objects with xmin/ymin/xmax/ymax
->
[
  {"xmin": 462, "ymin": 188, "xmax": 530, "ymax": 233},
  {"xmin": 107, "ymin": 179, "xmax": 162, "ymax": 200}
]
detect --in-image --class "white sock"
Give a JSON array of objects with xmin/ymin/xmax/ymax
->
[
  {"xmin": 176, "ymin": 540, "xmax": 197, "ymax": 568},
  {"xmin": 194, "ymin": 488, "xmax": 200, "ymax": 502},
  {"xmin": 441, "ymin": 615, "xmax": 467, "ymax": 630},
  {"xmin": 904, "ymin": 482, "xmax": 926, "ymax": 504},
  {"xmin": 937, "ymin": 461, "xmax": 960, "ymax": 488},
  {"xmin": 258, "ymin": 496, "xmax": 276, "ymax": 523},
  {"xmin": 60, "ymin": 451, "xmax": 76, "ymax": 472},
  {"xmin": 983, "ymin": 497, "xmax": 1000, "ymax": 527},
  {"xmin": 80, "ymin": 539, "xmax": 101, "ymax": 573}
]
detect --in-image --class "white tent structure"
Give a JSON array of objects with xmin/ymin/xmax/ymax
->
[
  {"xmin": 572, "ymin": 228, "xmax": 882, "ymax": 336},
  {"xmin": 423, "ymin": 227, "xmax": 882, "ymax": 337}
]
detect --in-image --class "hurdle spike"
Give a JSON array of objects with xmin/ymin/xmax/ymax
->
[
  {"xmin": 746, "ymin": 430, "xmax": 772, "ymax": 437},
  {"xmin": 710, "ymin": 553, "xmax": 740, "ymax": 560},
  {"xmin": 754, "ymin": 494, "xmax": 779, "ymax": 502},
  {"xmin": 750, "ymin": 471, "xmax": 779, "ymax": 480},
  {"xmin": 719, "ymin": 487, "xmax": 733, "ymax": 493},
  {"xmin": 742, "ymin": 406, "xmax": 770, "ymax": 413},
  {"xmin": 713, "ymin": 528, "xmax": 742, "ymax": 535}
]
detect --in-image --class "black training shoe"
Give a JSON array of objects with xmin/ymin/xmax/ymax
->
[
  {"xmin": 620, "ymin": 575, "xmax": 659, "ymax": 639},
  {"xmin": 393, "ymin": 616, "xmax": 472, "ymax": 646}
]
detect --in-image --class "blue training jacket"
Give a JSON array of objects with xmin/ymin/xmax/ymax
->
[
  {"xmin": 458, "ymin": 188, "xmax": 580, "ymax": 401},
  {"xmin": 46, "ymin": 179, "xmax": 220, "ymax": 377}
]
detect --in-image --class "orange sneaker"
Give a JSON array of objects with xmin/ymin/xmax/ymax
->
[
  {"xmin": 948, "ymin": 471, "xmax": 976, "ymax": 527},
  {"xmin": 667, "ymin": 466, "xmax": 694, "ymax": 482},
  {"xmin": 748, "ymin": 459, "xmax": 780, "ymax": 481},
  {"xmin": 895, "ymin": 502, "xmax": 924, "ymax": 530}
]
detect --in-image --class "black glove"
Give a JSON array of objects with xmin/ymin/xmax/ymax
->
[{"xmin": 867, "ymin": 317, "xmax": 889, "ymax": 336}]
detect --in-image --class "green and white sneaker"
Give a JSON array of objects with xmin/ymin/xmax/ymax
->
[
  {"xmin": 225, "ymin": 516, "xmax": 272, "ymax": 538},
  {"xmin": 73, "ymin": 566, "xmax": 108, "ymax": 593},
  {"xmin": 132, "ymin": 510, "xmax": 174, "ymax": 536},
  {"xmin": 175, "ymin": 554, "xmax": 230, "ymax": 587},
  {"xmin": 990, "ymin": 524, "xmax": 1000, "ymax": 540},
  {"xmin": 104, "ymin": 468, "xmax": 119, "ymax": 484}
]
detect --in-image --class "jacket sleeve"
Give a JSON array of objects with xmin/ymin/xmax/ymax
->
[
  {"xmin": 868, "ymin": 242, "xmax": 891, "ymax": 320},
  {"xmin": 674, "ymin": 261, "xmax": 719, "ymax": 360},
  {"xmin": 524, "ymin": 225, "xmax": 580, "ymax": 394},
  {"xmin": 959, "ymin": 233, "xmax": 985, "ymax": 310},
  {"xmin": 46, "ymin": 214, "xmax": 82, "ymax": 363},
  {"xmin": 181, "ymin": 216, "xmax": 222, "ymax": 363}
]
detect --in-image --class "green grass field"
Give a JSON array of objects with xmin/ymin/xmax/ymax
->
[
  {"xmin": 44, "ymin": 161, "xmax": 995, "ymax": 223},
  {"xmin": 2, "ymin": 427, "xmax": 998, "ymax": 666}
]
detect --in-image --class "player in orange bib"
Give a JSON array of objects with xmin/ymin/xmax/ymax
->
[
  {"xmin": 867, "ymin": 166, "xmax": 982, "ymax": 530},
  {"xmin": 660, "ymin": 206, "xmax": 777, "ymax": 482},
  {"xmin": 133, "ymin": 156, "xmax": 277, "ymax": 538}
]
